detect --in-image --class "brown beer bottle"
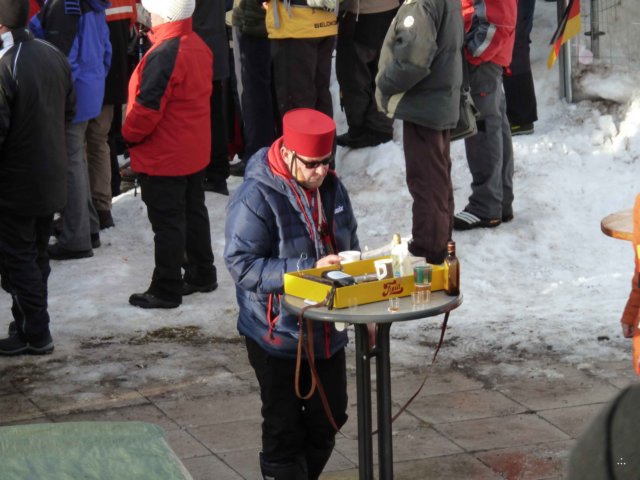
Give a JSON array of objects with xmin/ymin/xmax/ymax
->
[{"xmin": 444, "ymin": 241, "xmax": 460, "ymax": 296}]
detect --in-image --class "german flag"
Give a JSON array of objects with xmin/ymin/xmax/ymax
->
[{"xmin": 547, "ymin": 0, "xmax": 581, "ymax": 69}]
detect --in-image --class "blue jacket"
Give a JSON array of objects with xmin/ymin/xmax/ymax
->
[
  {"xmin": 224, "ymin": 148, "xmax": 360, "ymax": 359},
  {"xmin": 30, "ymin": 0, "xmax": 111, "ymax": 123}
]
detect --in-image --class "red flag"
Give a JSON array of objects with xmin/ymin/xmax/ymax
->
[{"xmin": 547, "ymin": 0, "xmax": 581, "ymax": 69}]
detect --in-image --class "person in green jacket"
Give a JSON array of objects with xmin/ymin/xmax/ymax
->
[{"xmin": 376, "ymin": 0, "xmax": 463, "ymax": 264}]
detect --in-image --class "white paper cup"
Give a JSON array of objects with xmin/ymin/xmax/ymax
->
[{"xmin": 339, "ymin": 250, "xmax": 361, "ymax": 264}]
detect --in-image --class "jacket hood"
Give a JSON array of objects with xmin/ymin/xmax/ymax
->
[{"xmin": 245, "ymin": 147, "xmax": 290, "ymax": 195}]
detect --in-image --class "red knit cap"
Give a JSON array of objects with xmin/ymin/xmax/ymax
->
[{"xmin": 282, "ymin": 108, "xmax": 335, "ymax": 158}]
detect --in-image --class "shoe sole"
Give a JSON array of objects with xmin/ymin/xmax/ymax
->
[
  {"xmin": 129, "ymin": 300, "xmax": 180, "ymax": 309},
  {"xmin": 453, "ymin": 221, "xmax": 501, "ymax": 231},
  {"xmin": 0, "ymin": 343, "xmax": 54, "ymax": 356},
  {"xmin": 511, "ymin": 129, "xmax": 534, "ymax": 136},
  {"xmin": 453, "ymin": 212, "xmax": 502, "ymax": 231},
  {"xmin": 49, "ymin": 249, "xmax": 93, "ymax": 260}
]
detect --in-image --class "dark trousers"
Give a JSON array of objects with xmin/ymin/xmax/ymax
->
[
  {"xmin": 504, "ymin": 0, "xmax": 537, "ymax": 125},
  {"xmin": 237, "ymin": 30, "xmax": 277, "ymax": 161},
  {"xmin": 139, "ymin": 170, "xmax": 214, "ymax": 302},
  {"xmin": 271, "ymin": 36, "xmax": 335, "ymax": 122},
  {"xmin": 245, "ymin": 336, "xmax": 348, "ymax": 479},
  {"xmin": 0, "ymin": 213, "xmax": 53, "ymax": 340},
  {"xmin": 336, "ymin": 9, "xmax": 396, "ymax": 136},
  {"xmin": 403, "ymin": 122, "xmax": 453, "ymax": 264},
  {"xmin": 206, "ymin": 79, "xmax": 230, "ymax": 182}
]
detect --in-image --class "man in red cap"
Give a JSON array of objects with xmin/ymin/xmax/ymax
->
[{"xmin": 224, "ymin": 108, "xmax": 359, "ymax": 479}]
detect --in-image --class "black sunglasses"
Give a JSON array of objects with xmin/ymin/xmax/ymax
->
[{"xmin": 292, "ymin": 152, "xmax": 332, "ymax": 169}]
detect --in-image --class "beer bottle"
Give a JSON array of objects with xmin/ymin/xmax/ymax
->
[{"xmin": 444, "ymin": 241, "xmax": 460, "ymax": 296}]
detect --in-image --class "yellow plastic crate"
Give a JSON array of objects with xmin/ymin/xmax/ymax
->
[{"xmin": 284, "ymin": 257, "xmax": 444, "ymax": 308}]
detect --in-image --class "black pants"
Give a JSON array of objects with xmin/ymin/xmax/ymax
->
[
  {"xmin": 271, "ymin": 36, "xmax": 334, "ymax": 122},
  {"xmin": 503, "ymin": 0, "xmax": 537, "ymax": 125},
  {"xmin": 237, "ymin": 30, "xmax": 277, "ymax": 160},
  {"xmin": 139, "ymin": 170, "xmax": 215, "ymax": 302},
  {"xmin": 336, "ymin": 9, "xmax": 396, "ymax": 136},
  {"xmin": 0, "ymin": 213, "xmax": 53, "ymax": 340},
  {"xmin": 205, "ymin": 79, "xmax": 230, "ymax": 182},
  {"xmin": 403, "ymin": 122, "xmax": 453, "ymax": 264},
  {"xmin": 245, "ymin": 336, "xmax": 348, "ymax": 479}
]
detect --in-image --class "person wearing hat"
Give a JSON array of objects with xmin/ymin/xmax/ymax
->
[
  {"xmin": 123, "ymin": 0, "xmax": 218, "ymax": 308},
  {"xmin": 224, "ymin": 108, "xmax": 359, "ymax": 479},
  {"xmin": 0, "ymin": 0, "xmax": 76, "ymax": 355}
]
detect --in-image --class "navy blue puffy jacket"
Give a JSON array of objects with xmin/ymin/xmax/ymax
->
[{"xmin": 224, "ymin": 149, "xmax": 359, "ymax": 359}]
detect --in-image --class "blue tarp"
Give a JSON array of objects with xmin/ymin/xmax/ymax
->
[{"xmin": 0, "ymin": 421, "xmax": 193, "ymax": 480}]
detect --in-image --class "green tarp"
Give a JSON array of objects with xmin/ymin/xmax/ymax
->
[{"xmin": 0, "ymin": 421, "xmax": 193, "ymax": 480}]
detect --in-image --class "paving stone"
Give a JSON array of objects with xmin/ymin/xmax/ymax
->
[
  {"xmin": 1, "ymin": 416, "xmax": 51, "ymax": 427},
  {"xmin": 322, "ymin": 453, "xmax": 502, "ymax": 480},
  {"xmin": 407, "ymin": 389, "xmax": 526, "ymax": 424},
  {"xmin": 181, "ymin": 455, "xmax": 244, "ymax": 480},
  {"xmin": 188, "ymin": 418, "xmax": 262, "ymax": 453},
  {"xmin": 0, "ymin": 393, "xmax": 45, "ymax": 424},
  {"xmin": 334, "ymin": 413, "xmax": 462, "ymax": 466},
  {"xmin": 28, "ymin": 386, "xmax": 148, "ymax": 415},
  {"xmin": 497, "ymin": 373, "xmax": 621, "ymax": 411},
  {"xmin": 218, "ymin": 448, "xmax": 262, "ymax": 479},
  {"xmin": 537, "ymin": 403, "xmax": 607, "ymax": 438},
  {"xmin": 0, "ymin": 382, "xmax": 18, "ymax": 396},
  {"xmin": 385, "ymin": 368, "xmax": 484, "ymax": 398},
  {"xmin": 475, "ymin": 440, "xmax": 573, "ymax": 480},
  {"xmin": 165, "ymin": 428, "xmax": 211, "ymax": 459},
  {"xmin": 50, "ymin": 404, "xmax": 178, "ymax": 432},
  {"xmin": 138, "ymin": 369, "xmax": 251, "ymax": 400},
  {"xmin": 437, "ymin": 414, "xmax": 570, "ymax": 451},
  {"xmin": 155, "ymin": 393, "xmax": 261, "ymax": 427},
  {"xmin": 323, "ymin": 449, "xmax": 357, "ymax": 473}
]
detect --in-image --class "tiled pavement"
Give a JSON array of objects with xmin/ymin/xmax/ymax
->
[{"xmin": 0, "ymin": 338, "xmax": 636, "ymax": 480}]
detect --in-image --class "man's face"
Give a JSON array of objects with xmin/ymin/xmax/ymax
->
[{"xmin": 282, "ymin": 147, "xmax": 332, "ymax": 190}]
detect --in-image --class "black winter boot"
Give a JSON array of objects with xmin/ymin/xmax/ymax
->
[{"xmin": 260, "ymin": 453, "xmax": 307, "ymax": 480}]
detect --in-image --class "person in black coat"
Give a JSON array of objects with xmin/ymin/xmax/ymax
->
[{"xmin": 0, "ymin": 0, "xmax": 76, "ymax": 355}]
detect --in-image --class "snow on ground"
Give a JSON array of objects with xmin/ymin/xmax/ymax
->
[{"xmin": 2, "ymin": 1, "xmax": 639, "ymax": 382}]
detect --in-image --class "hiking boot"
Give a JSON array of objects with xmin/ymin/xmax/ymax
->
[
  {"xmin": 8, "ymin": 321, "xmax": 17, "ymax": 337},
  {"xmin": 91, "ymin": 233, "xmax": 101, "ymax": 249},
  {"xmin": 97, "ymin": 210, "xmax": 115, "ymax": 229},
  {"xmin": 510, "ymin": 123, "xmax": 534, "ymax": 136},
  {"xmin": 203, "ymin": 178, "xmax": 229, "ymax": 196},
  {"xmin": 229, "ymin": 160, "xmax": 246, "ymax": 177},
  {"xmin": 0, "ymin": 332, "xmax": 54, "ymax": 356},
  {"xmin": 337, "ymin": 129, "xmax": 393, "ymax": 149},
  {"xmin": 48, "ymin": 243, "xmax": 93, "ymax": 260},
  {"xmin": 453, "ymin": 210, "xmax": 502, "ymax": 231},
  {"xmin": 502, "ymin": 212, "xmax": 514, "ymax": 223},
  {"xmin": 53, "ymin": 216, "xmax": 63, "ymax": 237},
  {"xmin": 129, "ymin": 292, "xmax": 180, "ymax": 309},
  {"xmin": 182, "ymin": 280, "xmax": 218, "ymax": 296}
]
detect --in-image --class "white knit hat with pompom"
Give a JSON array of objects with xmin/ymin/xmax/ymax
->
[{"xmin": 141, "ymin": 0, "xmax": 195, "ymax": 21}]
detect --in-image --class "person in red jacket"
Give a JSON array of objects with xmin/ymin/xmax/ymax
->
[
  {"xmin": 453, "ymin": 0, "xmax": 517, "ymax": 231},
  {"xmin": 123, "ymin": 0, "xmax": 218, "ymax": 309}
]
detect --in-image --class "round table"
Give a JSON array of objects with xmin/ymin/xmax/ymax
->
[
  {"xmin": 601, "ymin": 208, "xmax": 633, "ymax": 241},
  {"xmin": 282, "ymin": 291, "xmax": 463, "ymax": 480}
]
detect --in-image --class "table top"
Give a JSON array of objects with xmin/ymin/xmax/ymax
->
[
  {"xmin": 601, "ymin": 208, "xmax": 633, "ymax": 241},
  {"xmin": 282, "ymin": 291, "xmax": 463, "ymax": 324}
]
